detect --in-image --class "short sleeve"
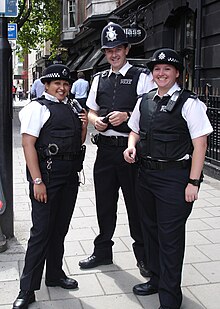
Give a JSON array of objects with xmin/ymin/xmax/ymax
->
[
  {"xmin": 86, "ymin": 75, "xmax": 100, "ymax": 111},
  {"xmin": 19, "ymin": 101, "xmax": 50, "ymax": 137},
  {"xmin": 182, "ymin": 98, "xmax": 213, "ymax": 139}
]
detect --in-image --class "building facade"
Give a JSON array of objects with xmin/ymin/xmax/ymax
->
[
  {"xmin": 60, "ymin": 0, "xmax": 220, "ymax": 177},
  {"xmin": 61, "ymin": 0, "xmax": 220, "ymax": 91}
]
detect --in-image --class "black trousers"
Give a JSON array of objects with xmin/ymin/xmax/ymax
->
[
  {"xmin": 136, "ymin": 166, "xmax": 193, "ymax": 309},
  {"xmin": 20, "ymin": 160, "xmax": 79, "ymax": 291},
  {"xmin": 93, "ymin": 143, "xmax": 145, "ymax": 262}
]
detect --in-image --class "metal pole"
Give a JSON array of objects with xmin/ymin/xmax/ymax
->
[{"xmin": 0, "ymin": 17, "xmax": 14, "ymax": 239}]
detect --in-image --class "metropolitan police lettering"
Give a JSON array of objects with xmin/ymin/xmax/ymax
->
[{"xmin": 120, "ymin": 78, "xmax": 132, "ymax": 85}]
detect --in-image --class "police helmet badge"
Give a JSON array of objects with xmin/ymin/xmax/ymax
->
[
  {"xmin": 158, "ymin": 52, "xmax": 166, "ymax": 60},
  {"xmin": 62, "ymin": 68, "xmax": 68, "ymax": 77},
  {"xmin": 106, "ymin": 26, "xmax": 118, "ymax": 42}
]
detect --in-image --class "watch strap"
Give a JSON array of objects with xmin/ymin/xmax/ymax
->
[{"xmin": 188, "ymin": 178, "xmax": 200, "ymax": 186}]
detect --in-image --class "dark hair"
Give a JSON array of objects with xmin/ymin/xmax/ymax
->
[{"xmin": 77, "ymin": 71, "xmax": 85, "ymax": 79}]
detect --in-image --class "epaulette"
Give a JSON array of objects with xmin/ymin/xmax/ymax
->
[
  {"xmin": 136, "ymin": 67, "xmax": 151, "ymax": 75},
  {"xmin": 137, "ymin": 88, "xmax": 157, "ymax": 100},
  {"xmin": 32, "ymin": 96, "xmax": 46, "ymax": 105},
  {"xmin": 93, "ymin": 70, "xmax": 109, "ymax": 79},
  {"xmin": 184, "ymin": 89, "xmax": 197, "ymax": 99}
]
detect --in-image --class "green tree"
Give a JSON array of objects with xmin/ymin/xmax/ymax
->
[{"xmin": 11, "ymin": 0, "xmax": 61, "ymax": 56}]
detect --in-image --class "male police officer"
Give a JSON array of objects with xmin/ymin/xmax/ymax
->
[{"xmin": 78, "ymin": 22, "xmax": 155, "ymax": 276}]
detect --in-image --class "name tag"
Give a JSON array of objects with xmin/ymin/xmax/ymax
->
[{"xmin": 120, "ymin": 79, "xmax": 132, "ymax": 85}]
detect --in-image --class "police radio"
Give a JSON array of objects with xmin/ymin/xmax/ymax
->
[{"xmin": 68, "ymin": 99, "xmax": 84, "ymax": 114}]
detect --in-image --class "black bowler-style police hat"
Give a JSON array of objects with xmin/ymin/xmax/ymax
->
[
  {"xmin": 101, "ymin": 22, "xmax": 128, "ymax": 50},
  {"xmin": 147, "ymin": 48, "xmax": 184, "ymax": 72},
  {"xmin": 41, "ymin": 64, "xmax": 72, "ymax": 84}
]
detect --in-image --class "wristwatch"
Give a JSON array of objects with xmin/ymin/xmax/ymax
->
[
  {"xmin": 188, "ymin": 178, "xmax": 200, "ymax": 186},
  {"xmin": 33, "ymin": 178, "xmax": 42, "ymax": 185}
]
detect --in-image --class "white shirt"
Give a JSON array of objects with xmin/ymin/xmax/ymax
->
[
  {"xmin": 31, "ymin": 79, "xmax": 45, "ymax": 98},
  {"xmin": 128, "ymin": 83, "xmax": 213, "ymax": 140},
  {"xmin": 71, "ymin": 78, "xmax": 89, "ymax": 99},
  {"xmin": 86, "ymin": 62, "xmax": 156, "ymax": 136},
  {"xmin": 19, "ymin": 93, "xmax": 69, "ymax": 137}
]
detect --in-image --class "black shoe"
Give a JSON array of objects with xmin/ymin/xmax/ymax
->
[
  {"xmin": 45, "ymin": 277, "xmax": 78, "ymax": 289},
  {"xmin": 79, "ymin": 254, "xmax": 113, "ymax": 269},
  {"xmin": 13, "ymin": 290, "xmax": 35, "ymax": 309},
  {"xmin": 133, "ymin": 282, "xmax": 158, "ymax": 296},
  {"xmin": 137, "ymin": 261, "xmax": 153, "ymax": 277}
]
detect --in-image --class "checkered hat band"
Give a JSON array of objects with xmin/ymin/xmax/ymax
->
[{"xmin": 44, "ymin": 73, "xmax": 61, "ymax": 78}]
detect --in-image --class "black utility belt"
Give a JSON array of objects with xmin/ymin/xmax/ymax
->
[
  {"xmin": 98, "ymin": 134, "xmax": 128, "ymax": 147},
  {"xmin": 54, "ymin": 153, "xmax": 81, "ymax": 161},
  {"xmin": 139, "ymin": 158, "xmax": 190, "ymax": 170},
  {"xmin": 45, "ymin": 152, "xmax": 81, "ymax": 161}
]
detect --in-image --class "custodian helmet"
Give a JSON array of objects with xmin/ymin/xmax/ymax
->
[
  {"xmin": 147, "ymin": 48, "xmax": 184, "ymax": 72},
  {"xmin": 101, "ymin": 22, "xmax": 128, "ymax": 50},
  {"xmin": 41, "ymin": 64, "xmax": 72, "ymax": 84}
]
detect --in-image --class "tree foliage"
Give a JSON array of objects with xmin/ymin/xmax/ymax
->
[{"xmin": 11, "ymin": 0, "xmax": 61, "ymax": 56}]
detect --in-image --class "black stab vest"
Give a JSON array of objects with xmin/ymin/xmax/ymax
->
[
  {"xmin": 35, "ymin": 98, "xmax": 82, "ymax": 155},
  {"xmin": 137, "ymin": 89, "xmax": 194, "ymax": 161},
  {"xmin": 96, "ymin": 66, "xmax": 144, "ymax": 133}
]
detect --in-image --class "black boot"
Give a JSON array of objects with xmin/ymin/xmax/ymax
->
[{"xmin": 13, "ymin": 290, "xmax": 35, "ymax": 309}]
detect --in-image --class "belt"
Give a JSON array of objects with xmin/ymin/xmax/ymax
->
[
  {"xmin": 139, "ymin": 158, "xmax": 190, "ymax": 170},
  {"xmin": 99, "ymin": 135, "xmax": 128, "ymax": 147},
  {"xmin": 51, "ymin": 153, "xmax": 80, "ymax": 161}
]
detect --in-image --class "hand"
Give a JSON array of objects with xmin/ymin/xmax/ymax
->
[
  {"xmin": 123, "ymin": 147, "xmax": 136, "ymax": 163},
  {"xmin": 34, "ymin": 183, "xmax": 47, "ymax": 203},
  {"xmin": 94, "ymin": 117, "xmax": 108, "ymax": 132},
  {"xmin": 108, "ymin": 111, "xmax": 128, "ymax": 126},
  {"xmin": 185, "ymin": 183, "xmax": 199, "ymax": 202}
]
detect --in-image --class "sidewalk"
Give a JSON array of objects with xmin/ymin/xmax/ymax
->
[{"xmin": 0, "ymin": 105, "xmax": 219, "ymax": 309}]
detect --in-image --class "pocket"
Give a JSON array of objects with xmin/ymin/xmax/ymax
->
[
  {"xmin": 151, "ymin": 133, "xmax": 180, "ymax": 159},
  {"xmin": 50, "ymin": 129, "xmax": 75, "ymax": 152}
]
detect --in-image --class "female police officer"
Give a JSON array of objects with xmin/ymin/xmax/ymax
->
[
  {"xmin": 13, "ymin": 64, "xmax": 88, "ymax": 309},
  {"xmin": 124, "ymin": 49, "xmax": 213, "ymax": 309}
]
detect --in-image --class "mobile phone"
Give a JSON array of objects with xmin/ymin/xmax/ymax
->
[{"xmin": 102, "ymin": 114, "xmax": 110, "ymax": 123}]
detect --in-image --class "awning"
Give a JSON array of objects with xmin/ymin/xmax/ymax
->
[
  {"xmin": 78, "ymin": 48, "xmax": 104, "ymax": 71},
  {"xmin": 66, "ymin": 54, "xmax": 77, "ymax": 67},
  {"xmin": 69, "ymin": 47, "xmax": 93, "ymax": 72}
]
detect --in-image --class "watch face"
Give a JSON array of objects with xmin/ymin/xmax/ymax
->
[{"xmin": 34, "ymin": 178, "xmax": 42, "ymax": 185}]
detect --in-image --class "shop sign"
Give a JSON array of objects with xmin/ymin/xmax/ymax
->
[{"xmin": 124, "ymin": 26, "xmax": 147, "ymax": 45}]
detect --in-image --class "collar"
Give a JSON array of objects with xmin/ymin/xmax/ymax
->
[
  {"xmin": 153, "ymin": 83, "xmax": 181, "ymax": 100},
  {"xmin": 108, "ymin": 62, "xmax": 132, "ymax": 77},
  {"xmin": 44, "ymin": 92, "xmax": 68, "ymax": 104}
]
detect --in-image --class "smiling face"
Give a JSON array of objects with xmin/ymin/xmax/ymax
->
[
  {"xmin": 104, "ymin": 45, "xmax": 129, "ymax": 72},
  {"xmin": 45, "ymin": 80, "xmax": 70, "ymax": 101},
  {"xmin": 152, "ymin": 64, "xmax": 180, "ymax": 96}
]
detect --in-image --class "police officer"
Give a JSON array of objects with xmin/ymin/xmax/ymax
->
[
  {"xmin": 78, "ymin": 22, "xmax": 155, "ymax": 276},
  {"xmin": 13, "ymin": 64, "xmax": 88, "ymax": 309},
  {"xmin": 124, "ymin": 49, "xmax": 213, "ymax": 309}
]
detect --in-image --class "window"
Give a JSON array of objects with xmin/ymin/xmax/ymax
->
[{"xmin": 68, "ymin": 0, "xmax": 76, "ymax": 28}]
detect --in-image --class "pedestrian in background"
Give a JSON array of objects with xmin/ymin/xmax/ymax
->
[
  {"xmin": 71, "ymin": 71, "xmax": 89, "ymax": 110},
  {"xmin": 12, "ymin": 85, "xmax": 17, "ymax": 100},
  {"xmin": 79, "ymin": 22, "xmax": 155, "ymax": 277},
  {"xmin": 124, "ymin": 48, "xmax": 213, "ymax": 309},
  {"xmin": 13, "ymin": 64, "xmax": 88, "ymax": 309},
  {"xmin": 30, "ymin": 77, "xmax": 45, "ymax": 99},
  {"xmin": 17, "ymin": 84, "xmax": 24, "ymax": 101}
]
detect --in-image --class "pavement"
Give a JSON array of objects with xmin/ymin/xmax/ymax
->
[{"xmin": 0, "ymin": 98, "xmax": 220, "ymax": 309}]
